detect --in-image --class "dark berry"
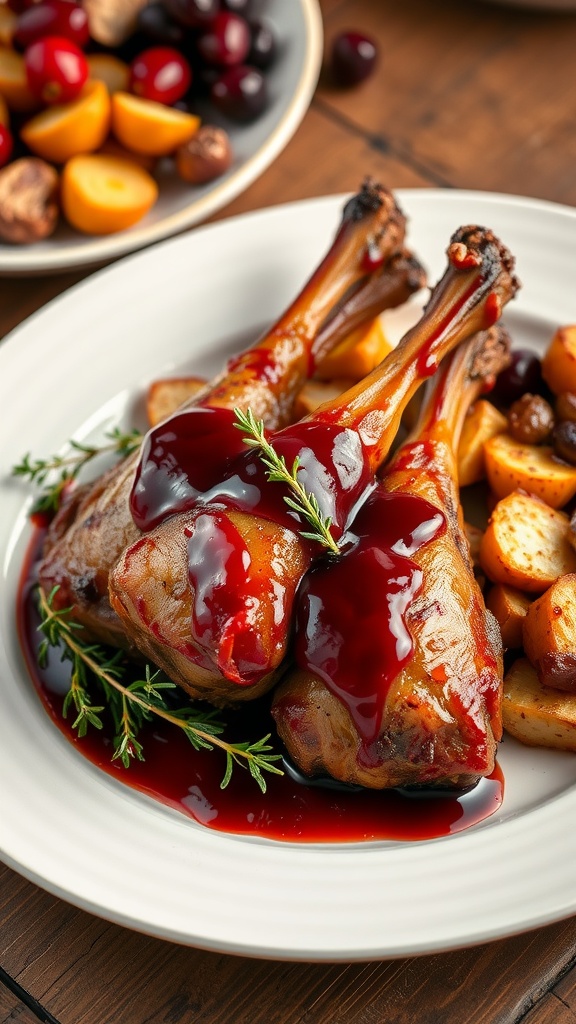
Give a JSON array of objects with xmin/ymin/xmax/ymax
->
[
  {"xmin": 211, "ymin": 63, "xmax": 266, "ymax": 121},
  {"xmin": 248, "ymin": 19, "xmax": 276, "ymax": 70},
  {"xmin": 197, "ymin": 12, "xmax": 250, "ymax": 67},
  {"xmin": 137, "ymin": 3, "xmax": 186, "ymax": 46},
  {"xmin": 331, "ymin": 30, "xmax": 378, "ymax": 87},
  {"xmin": 491, "ymin": 349, "xmax": 544, "ymax": 407}
]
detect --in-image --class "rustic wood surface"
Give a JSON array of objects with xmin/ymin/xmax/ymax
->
[{"xmin": 3, "ymin": 0, "xmax": 576, "ymax": 1021}]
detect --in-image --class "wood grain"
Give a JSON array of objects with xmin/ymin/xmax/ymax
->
[{"xmin": 2, "ymin": 864, "xmax": 576, "ymax": 1024}]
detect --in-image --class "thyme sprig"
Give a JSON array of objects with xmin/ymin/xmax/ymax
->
[
  {"xmin": 37, "ymin": 586, "xmax": 283, "ymax": 793},
  {"xmin": 233, "ymin": 407, "xmax": 340, "ymax": 555},
  {"xmin": 12, "ymin": 427, "xmax": 143, "ymax": 516}
]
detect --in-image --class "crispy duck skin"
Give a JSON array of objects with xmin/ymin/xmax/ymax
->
[
  {"xmin": 108, "ymin": 228, "xmax": 519, "ymax": 706},
  {"xmin": 39, "ymin": 181, "xmax": 418, "ymax": 649},
  {"xmin": 272, "ymin": 328, "xmax": 511, "ymax": 790}
]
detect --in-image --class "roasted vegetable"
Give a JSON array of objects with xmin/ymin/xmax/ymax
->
[
  {"xmin": 484, "ymin": 432, "xmax": 576, "ymax": 508},
  {"xmin": 503, "ymin": 657, "xmax": 576, "ymax": 751},
  {"xmin": 479, "ymin": 491, "xmax": 576, "ymax": 593},
  {"xmin": 486, "ymin": 583, "xmax": 532, "ymax": 650},
  {"xmin": 457, "ymin": 399, "xmax": 507, "ymax": 487},
  {"xmin": 523, "ymin": 574, "xmax": 576, "ymax": 691}
]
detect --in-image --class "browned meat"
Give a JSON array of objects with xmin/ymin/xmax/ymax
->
[
  {"xmin": 109, "ymin": 228, "xmax": 518, "ymax": 705},
  {"xmin": 39, "ymin": 181, "xmax": 420, "ymax": 647},
  {"xmin": 272, "ymin": 328, "xmax": 511, "ymax": 790}
]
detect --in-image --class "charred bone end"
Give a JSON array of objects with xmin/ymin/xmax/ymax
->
[{"xmin": 448, "ymin": 224, "xmax": 521, "ymax": 298}]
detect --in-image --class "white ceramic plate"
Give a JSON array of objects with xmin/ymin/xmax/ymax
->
[
  {"xmin": 2, "ymin": 190, "xmax": 576, "ymax": 961},
  {"xmin": 0, "ymin": 0, "xmax": 322, "ymax": 275}
]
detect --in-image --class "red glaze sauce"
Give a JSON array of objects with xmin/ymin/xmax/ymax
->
[
  {"xmin": 18, "ymin": 532, "xmax": 504, "ymax": 842},
  {"xmin": 295, "ymin": 489, "xmax": 445, "ymax": 751}
]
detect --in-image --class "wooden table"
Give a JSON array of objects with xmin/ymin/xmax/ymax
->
[{"xmin": 3, "ymin": 1, "xmax": 576, "ymax": 1021}]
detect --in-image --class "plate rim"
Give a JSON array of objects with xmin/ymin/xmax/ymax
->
[
  {"xmin": 2, "ymin": 187, "xmax": 576, "ymax": 960},
  {"xmin": 0, "ymin": 0, "xmax": 323, "ymax": 276}
]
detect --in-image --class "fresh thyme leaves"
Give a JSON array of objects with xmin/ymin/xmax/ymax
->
[
  {"xmin": 12, "ymin": 427, "xmax": 143, "ymax": 516},
  {"xmin": 233, "ymin": 407, "xmax": 341, "ymax": 556},
  {"xmin": 37, "ymin": 586, "xmax": 284, "ymax": 792}
]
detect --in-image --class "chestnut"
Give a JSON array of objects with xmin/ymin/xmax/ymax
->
[{"xmin": 175, "ymin": 124, "xmax": 233, "ymax": 185}]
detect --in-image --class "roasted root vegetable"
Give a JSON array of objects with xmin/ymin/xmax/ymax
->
[
  {"xmin": 293, "ymin": 377, "xmax": 354, "ymax": 419},
  {"xmin": 523, "ymin": 574, "xmax": 576, "ymax": 691},
  {"xmin": 314, "ymin": 317, "xmax": 392, "ymax": 382},
  {"xmin": 457, "ymin": 399, "xmax": 507, "ymax": 487},
  {"xmin": 479, "ymin": 491, "xmax": 576, "ymax": 592},
  {"xmin": 486, "ymin": 583, "xmax": 532, "ymax": 650},
  {"xmin": 147, "ymin": 376, "xmax": 207, "ymax": 428},
  {"xmin": 61, "ymin": 154, "xmax": 158, "ymax": 235},
  {"xmin": 21, "ymin": 80, "xmax": 111, "ymax": 164},
  {"xmin": 503, "ymin": 657, "xmax": 576, "ymax": 751},
  {"xmin": 541, "ymin": 325, "xmax": 576, "ymax": 396},
  {"xmin": 484, "ymin": 432, "xmax": 576, "ymax": 508}
]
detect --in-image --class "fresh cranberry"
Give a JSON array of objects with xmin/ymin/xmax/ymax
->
[
  {"xmin": 0, "ymin": 124, "xmax": 13, "ymax": 167},
  {"xmin": 248, "ymin": 19, "xmax": 276, "ymax": 70},
  {"xmin": 130, "ymin": 46, "xmax": 192, "ymax": 105},
  {"xmin": 137, "ymin": 3, "xmax": 185, "ymax": 46},
  {"xmin": 162, "ymin": 0, "xmax": 220, "ymax": 29},
  {"xmin": 210, "ymin": 63, "xmax": 266, "ymax": 121},
  {"xmin": 15, "ymin": 1, "xmax": 89, "ymax": 51},
  {"xmin": 331, "ymin": 31, "xmax": 378, "ymax": 87},
  {"xmin": 197, "ymin": 12, "xmax": 250, "ymax": 67},
  {"xmin": 24, "ymin": 35, "xmax": 88, "ymax": 104}
]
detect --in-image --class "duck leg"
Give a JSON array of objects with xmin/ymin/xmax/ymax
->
[{"xmin": 272, "ymin": 327, "xmax": 511, "ymax": 790}]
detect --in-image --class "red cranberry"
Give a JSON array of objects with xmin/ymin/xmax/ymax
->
[
  {"xmin": 162, "ymin": 0, "xmax": 220, "ymax": 29},
  {"xmin": 24, "ymin": 35, "xmax": 88, "ymax": 104},
  {"xmin": 137, "ymin": 3, "xmax": 186, "ymax": 46},
  {"xmin": 491, "ymin": 349, "xmax": 544, "ymax": 407},
  {"xmin": 210, "ymin": 63, "xmax": 266, "ymax": 120},
  {"xmin": 197, "ymin": 12, "xmax": 250, "ymax": 67},
  {"xmin": 130, "ymin": 46, "xmax": 192, "ymax": 105},
  {"xmin": 248, "ymin": 19, "xmax": 276, "ymax": 70},
  {"xmin": 15, "ymin": 1, "xmax": 89, "ymax": 51},
  {"xmin": 331, "ymin": 30, "xmax": 378, "ymax": 87},
  {"xmin": 0, "ymin": 124, "xmax": 13, "ymax": 168}
]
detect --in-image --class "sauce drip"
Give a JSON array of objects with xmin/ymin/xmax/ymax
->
[
  {"xmin": 18, "ymin": 533, "xmax": 504, "ymax": 843},
  {"xmin": 295, "ymin": 489, "xmax": 445, "ymax": 750}
]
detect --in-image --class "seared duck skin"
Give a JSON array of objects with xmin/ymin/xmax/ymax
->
[
  {"xmin": 39, "ymin": 181, "xmax": 419, "ymax": 649},
  {"xmin": 272, "ymin": 327, "xmax": 511, "ymax": 790},
  {"xmin": 109, "ymin": 227, "xmax": 518, "ymax": 706}
]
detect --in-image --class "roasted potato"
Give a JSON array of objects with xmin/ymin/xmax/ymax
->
[
  {"xmin": 146, "ymin": 376, "xmax": 207, "ymax": 427},
  {"xmin": 523, "ymin": 574, "xmax": 576, "ymax": 691},
  {"xmin": 486, "ymin": 583, "xmax": 532, "ymax": 650},
  {"xmin": 457, "ymin": 399, "xmax": 507, "ymax": 487},
  {"xmin": 542, "ymin": 325, "xmax": 576, "ymax": 396},
  {"xmin": 484, "ymin": 432, "xmax": 576, "ymax": 509},
  {"xmin": 294, "ymin": 377, "xmax": 355, "ymax": 419},
  {"xmin": 503, "ymin": 657, "xmax": 576, "ymax": 751},
  {"xmin": 315, "ymin": 318, "xmax": 392, "ymax": 382},
  {"xmin": 479, "ymin": 491, "xmax": 576, "ymax": 593}
]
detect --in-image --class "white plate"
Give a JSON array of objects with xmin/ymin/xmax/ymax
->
[
  {"xmin": 0, "ymin": 0, "xmax": 322, "ymax": 275},
  {"xmin": 2, "ymin": 190, "xmax": 576, "ymax": 961}
]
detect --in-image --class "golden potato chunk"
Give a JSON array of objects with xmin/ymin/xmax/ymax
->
[
  {"xmin": 315, "ymin": 318, "xmax": 392, "ymax": 382},
  {"xmin": 294, "ymin": 377, "xmax": 354, "ymax": 419},
  {"xmin": 486, "ymin": 583, "xmax": 532, "ymax": 649},
  {"xmin": 542, "ymin": 325, "xmax": 576, "ymax": 396},
  {"xmin": 523, "ymin": 574, "xmax": 576, "ymax": 691},
  {"xmin": 503, "ymin": 657, "xmax": 576, "ymax": 751},
  {"xmin": 457, "ymin": 399, "xmax": 507, "ymax": 487},
  {"xmin": 146, "ymin": 376, "xmax": 207, "ymax": 427},
  {"xmin": 484, "ymin": 432, "xmax": 576, "ymax": 509},
  {"xmin": 479, "ymin": 491, "xmax": 576, "ymax": 592}
]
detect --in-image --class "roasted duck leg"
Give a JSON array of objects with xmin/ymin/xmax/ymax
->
[
  {"xmin": 272, "ymin": 327, "xmax": 511, "ymax": 790},
  {"xmin": 109, "ymin": 227, "xmax": 518, "ymax": 705},
  {"xmin": 39, "ymin": 181, "xmax": 419, "ymax": 649}
]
